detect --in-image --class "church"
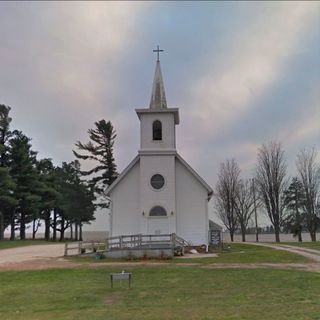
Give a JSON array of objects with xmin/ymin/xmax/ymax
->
[{"xmin": 106, "ymin": 51, "xmax": 213, "ymax": 245}]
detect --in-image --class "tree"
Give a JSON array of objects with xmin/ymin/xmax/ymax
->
[
  {"xmin": 234, "ymin": 179, "xmax": 255, "ymax": 242},
  {"xmin": 214, "ymin": 159, "xmax": 240, "ymax": 242},
  {"xmin": 296, "ymin": 148, "xmax": 320, "ymax": 241},
  {"xmin": 0, "ymin": 104, "xmax": 12, "ymax": 166},
  {"xmin": 35, "ymin": 158, "xmax": 61, "ymax": 241},
  {"xmin": 283, "ymin": 177, "xmax": 306, "ymax": 242},
  {"xmin": 57, "ymin": 161, "xmax": 95, "ymax": 241},
  {"xmin": 256, "ymin": 141, "xmax": 287, "ymax": 242},
  {"xmin": 0, "ymin": 167, "xmax": 17, "ymax": 239},
  {"xmin": 8, "ymin": 131, "xmax": 41, "ymax": 240},
  {"xmin": 0, "ymin": 104, "xmax": 14, "ymax": 239},
  {"xmin": 73, "ymin": 120, "xmax": 118, "ymax": 206}
]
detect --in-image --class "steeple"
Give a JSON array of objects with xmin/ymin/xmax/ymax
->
[{"xmin": 150, "ymin": 48, "xmax": 167, "ymax": 109}]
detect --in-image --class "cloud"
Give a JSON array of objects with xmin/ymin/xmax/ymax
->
[{"xmin": 188, "ymin": 2, "xmax": 320, "ymax": 136}]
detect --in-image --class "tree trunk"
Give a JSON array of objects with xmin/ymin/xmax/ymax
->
[
  {"xmin": 298, "ymin": 230, "xmax": 302, "ymax": 242},
  {"xmin": 59, "ymin": 216, "xmax": 65, "ymax": 242},
  {"xmin": 241, "ymin": 229, "xmax": 246, "ymax": 242},
  {"xmin": 310, "ymin": 231, "xmax": 316, "ymax": 242},
  {"xmin": 32, "ymin": 219, "xmax": 36, "ymax": 240},
  {"xmin": 75, "ymin": 222, "xmax": 78, "ymax": 241},
  {"xmin": 10, "ymin": 212, "xmax": 15, "ymax": 241},
  {"xmin": 79, "ymin": 223, "xmax": 83, "ymax": 241},
  {"xmin": 274, "ymin": 225, "xmax": 280, "ymax": 243},
  {"xmin": 0, "ymin": 210, "xmax": 4, "ymax": 240},
  {"xmin": 44, "ymin": 211, "xmax": 50, "ymax": 241},
  {"xmin": 20, "ymin": 212, "xmax": 26, "ymax": 240},
  {"xmin": 230, "ymin": 231, "xmax": 234, "ymax": 242},
  {"xmin": 53, "ymin": 208, "xmax": 57, "ymax": 241},
  {"xmin": 70, "ymin": 223, "xmax": 73, "ymax": 240}
]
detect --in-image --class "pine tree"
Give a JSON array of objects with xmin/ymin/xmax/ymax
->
[
  {"xmin": 73, "ymin": 120, "xmax": 118, "ymax": 207},
  {"xmin": 0, "ymin": 167, "xmax": 17, "ymax": 239},
  {"xmin": 35, "ymin": 158, "xmax": 61, "ymax": 240},
  {"xmin": 8, "ymin": 131, "xmax": 41, "ymax": 240},
  {"xmin": 283, "ymin": 177, "xmax": 306, "ymax": 242},
  {"xmin": 0, "ymin": 104, "xmax": 15, "ymax": 239}
]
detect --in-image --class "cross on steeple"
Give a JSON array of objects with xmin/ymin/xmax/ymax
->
[{"xmin": 153, "ymin": 45, "xmax": 164, "ymax": 62}]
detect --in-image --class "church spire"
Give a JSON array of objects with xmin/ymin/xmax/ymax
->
[{"xmin": 150, "ymin": 46, "xmax": 167, "ymax": 109}]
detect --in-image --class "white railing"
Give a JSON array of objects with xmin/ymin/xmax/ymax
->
[{"xmin": 64, "ymin": 233, "xmax": 189, "ymax": 256}]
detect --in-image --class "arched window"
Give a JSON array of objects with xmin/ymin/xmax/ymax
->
[
  {"xmin": 153, "ymin": 120, "xmax": 162, "ymax": 140},
  {"xmin": 149, "ymin": 206, "xmax": 167, "ymax": 217}
]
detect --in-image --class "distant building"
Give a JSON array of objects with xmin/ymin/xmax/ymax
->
[{"xmin": 106, "ymin": 56, "xmax": 213, "ymax": 245}]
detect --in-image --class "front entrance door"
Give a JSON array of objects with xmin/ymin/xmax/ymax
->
[{"xmin": 147, "ymin": 218, "xmax": 169, "ymax": 235}]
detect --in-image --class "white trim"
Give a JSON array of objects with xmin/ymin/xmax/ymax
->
[
  {"xmin": 106, "ymin": 153, "xmax": 213, "ymax": 199},
  {"xmin": 135, "ymin": 108, "xmax": 180, "ymax": 124}
]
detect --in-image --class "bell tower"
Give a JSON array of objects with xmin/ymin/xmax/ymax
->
[{"xmin": 135, "ymin": 47, "xmax": 179, "ymax": 235}]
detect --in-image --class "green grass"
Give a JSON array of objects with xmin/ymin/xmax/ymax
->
[
  {"xmin": 177, "ymin": 243, "xmax": 311, "ymax": 264},
  {"xmin": 0, "ymin": 240, "xmax": 55, "ymax": 250},
  {"xmin": 0, "ymin": 266, "xmax": 319, "ymax": 320},
  {"xmin": 278, "ymin": 242, "xmax": 320, "ymax": 251}
]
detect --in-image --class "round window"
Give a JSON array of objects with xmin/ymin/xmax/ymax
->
[{"xmin": 150, "ymin": 174, "xmax": 165, "ymax": 190}]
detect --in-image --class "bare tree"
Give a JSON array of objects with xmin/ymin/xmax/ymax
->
[
  {"xmin": 214, "ymin": 159, "xmax": 240, "ymax": 242},
  {"xmin": 234, "ymin": 179, "xmax": 255, "ymax": 242},
  {"xmin": 256, "ymin": 141, "xmax": 287, "ymax": 242},
  {"xmin": 296, "ymin": 147, "xmax": 320, "ymax": 241}
]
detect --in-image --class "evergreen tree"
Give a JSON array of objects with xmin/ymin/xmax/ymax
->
[
  {"xmin": 55, "ymin": 161, "xmax": 95, "ymax": 241},
  {"xmin": 0, "ymin": 104, "xmax": 15, "ymax": 239},
  {"xmin": 283, "ymin": 177, "xmax": 306, "ymax": 242},
  {"xmin": 35, "ymin": 158, "xmax": 61, "ymax": 240},
  {"xmin": 0, "ymin": 167, "xmax": 17, "ymax": 239},
  {"xmin": 73, "ymin": 120, "xmax": 118, "ymax": 206},
  {"xmin": 8, "ymin": 131, "xmax": 41, "ymax": 240}
]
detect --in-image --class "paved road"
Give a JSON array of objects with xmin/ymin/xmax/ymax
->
[{"xmin": 0, "ymin": 244, "xmax": 65, "ymax": 265}]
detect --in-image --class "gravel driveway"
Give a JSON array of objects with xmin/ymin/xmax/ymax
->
[{"xmin": 0, "ymin": 244, "xmax": 65, "ymax": 265}]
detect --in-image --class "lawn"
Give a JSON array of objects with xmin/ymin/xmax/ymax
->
[
  {"xmin": 175, "ymin": 243, "xmax": 310, "ymax": 264},
  {"xmin": 0, "ymin": 240, "xmax": 55, "ymax": 250},
  {"xmin": 0, "ymin": 266, "xmax": 319, "ymax": 320}
]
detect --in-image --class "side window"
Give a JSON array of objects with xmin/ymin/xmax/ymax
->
[{"xmin": 153, "ymin": 120, "xmax": 162, "ymax": 140}]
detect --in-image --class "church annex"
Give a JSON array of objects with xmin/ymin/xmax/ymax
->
[{"xmin": 106, "ymin": 50, "xmax": 213, "ymax": 245}]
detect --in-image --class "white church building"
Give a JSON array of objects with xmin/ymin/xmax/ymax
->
[{"xmin": 106, "ymin": 54, "xmax": 213, "ymax": 245}]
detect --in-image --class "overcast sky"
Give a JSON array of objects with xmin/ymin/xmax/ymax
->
[{"xmin": 1, "ymin": 2, "xmax": 319, "ymax": 230}]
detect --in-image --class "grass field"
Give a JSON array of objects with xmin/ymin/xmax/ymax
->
[
  {"xmin": 177, "ymin": 243, "xmax": 310, "ymax": 264},
  {"xmin": 0, "ymin": 266, "xmax": 319, "ymax": 320},
  {"xmin": 0, "ymin": 240, "xmax": 55, "ymax": 250}
]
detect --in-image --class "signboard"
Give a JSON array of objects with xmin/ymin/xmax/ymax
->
[{"xmin": 209, "ymin": 230, "xmax": 221, "ymax": 245}]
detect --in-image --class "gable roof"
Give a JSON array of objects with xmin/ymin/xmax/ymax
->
[
  {"xmin": 105, "ymin": 155, "xmax": 140, "ymax": 196},
  {"xmin": 105, "ymin": 153, "xmax": 213, "ymax": 199},
  {"xmin": 176, "ymin": 153, "xmax": 213, "ymax": 199}
]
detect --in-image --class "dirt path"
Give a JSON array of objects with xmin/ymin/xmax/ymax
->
[
  {"xmin": 0, "ymin": 244, "xmax": 65, "ymax": 270},
  {"xmin": 246, "ymin": 242, "xmax": 320, "ymax": 262}
]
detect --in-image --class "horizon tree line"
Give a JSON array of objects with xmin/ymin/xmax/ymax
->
[
  {"xmin": 0, "ymin": 104, "xmax": 118, "ymax": 241},
  {"xmin": 214, "ymin": 141, "xmax": 320, "ymax": 242}
]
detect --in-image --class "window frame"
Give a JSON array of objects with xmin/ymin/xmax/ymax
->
[{"xmin": 152, "ymin": 120, "xmax": 162, "ymax": 141}]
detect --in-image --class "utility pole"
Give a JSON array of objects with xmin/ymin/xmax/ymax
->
[{"xmin": 252, "ymin": 178, "xmax": 259, "ymax": 242}]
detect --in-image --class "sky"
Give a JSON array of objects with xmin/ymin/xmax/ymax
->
[{"xmin": 0, "ymin": 1, "xmax": 319, "ymax": 230}]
